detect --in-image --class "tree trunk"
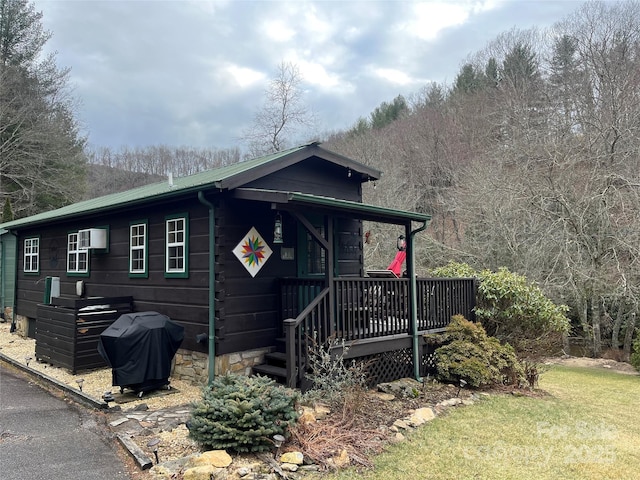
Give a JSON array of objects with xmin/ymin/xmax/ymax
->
[
  {"xmin": 562, "ymin": 332, "xmax": 571, "ymax": 356},
  {"xmin": 611, "ymin": 301, "xmax": 624, "ymax": 350},
  {"xmin": 622, "ymin": 312, "xmax": 636, "ymax": 362},
  {"xmin": 591, "ymin": 298, "xmax": 602, "ymax": 357},
  {"xmin": 579, "ymin": 299, "xmax": 587, "ymax": 332}
]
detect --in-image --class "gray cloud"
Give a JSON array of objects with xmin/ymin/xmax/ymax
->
[{"xmin": 34, "ymin": 0, "xmax": 584, "ymax": 150}]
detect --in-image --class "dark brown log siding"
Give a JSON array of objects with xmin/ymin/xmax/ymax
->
[
  {"xmin": 14, "ymin": 158, "xmax": 367, "ymax": 357},
  {"xmin": 245, "ymin": 156, "xmax": 363, "ymax": 201},
  {"xmin": 215, "ymin": 198, "xmax": 296, "ymax": 354},
  {"xmin": 16, "ymin": 196, "xmax": 211, "ymax": 352}
]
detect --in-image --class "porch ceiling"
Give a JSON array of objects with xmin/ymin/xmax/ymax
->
[{"xmin": 231, "ymin": 188, "xmax": 431, "ymax": 226}]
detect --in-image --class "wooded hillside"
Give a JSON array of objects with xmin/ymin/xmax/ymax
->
[{"xmin": 325, "ymin": 1, "xmax": 640, "ymax": 358}]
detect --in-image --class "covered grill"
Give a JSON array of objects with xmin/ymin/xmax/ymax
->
[{"xmin": 98, "ymin": 311, "xmax": 184, "ymax": 397}]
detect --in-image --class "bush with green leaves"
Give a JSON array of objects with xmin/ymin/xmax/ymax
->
[
  {"xmin": 431, "ymin": 262, "xmax": 569, "ymax": 356},
  {"xmin": 187, "ymin": 374, "xmax": 299, "ymax": 453},
  {"xmin": 631, "ymin": 335, "xmax": 640, "ymax": 372},
  {"xmin": 431, "ymin": 315, "xmax": 524, "ymax": 388}
]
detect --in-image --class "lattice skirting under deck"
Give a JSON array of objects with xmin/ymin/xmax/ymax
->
[{"xmin": 350, "ymin": 344, "xmax": 439, "ymax": 387}]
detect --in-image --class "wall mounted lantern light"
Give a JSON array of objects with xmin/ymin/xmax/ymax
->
[
  {"xmin": 397, "ymin": 235, "xmax": 406, "ymax": 252},
  {"xmin": 274, "ymin": 212, "xmax": 284, "ymax": 244}
]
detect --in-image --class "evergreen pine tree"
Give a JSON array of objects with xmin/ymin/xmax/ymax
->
[
  {"xmin": 187, "ymin": 374, "xmax": 299, "ymax": 453},
  {"xmin": 2, "ymin": 197, "xmax": 13, "ymax": 222}
]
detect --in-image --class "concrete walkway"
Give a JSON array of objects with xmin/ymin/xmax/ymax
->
[{"xmin": 0, "ymin": 364, "xmax": 131, "ymax": 480}]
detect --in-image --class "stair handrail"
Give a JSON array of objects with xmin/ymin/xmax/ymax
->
[{"xmin": 283, "ymin": 286, "xmax": 330, "ymax": 388}]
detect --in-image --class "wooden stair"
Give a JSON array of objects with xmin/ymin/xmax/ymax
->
[{"xmin": 253, "ymin": 349, "xmax": 288, "ymax": 384}]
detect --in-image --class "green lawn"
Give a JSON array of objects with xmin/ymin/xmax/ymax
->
[{"xmin": 327, "ymin": 366, "xmax": 640, "ymax": 480}]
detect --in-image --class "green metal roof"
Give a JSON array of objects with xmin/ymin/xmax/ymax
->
[
  {"xmin": 232, "ymin": 188, "xmax": 431, "ymax": 225},
  {"xmin": 288, "ymin": 191, "xmax": 431, "ymax": 224},
  {"xmin": 0, "ymin": 143, "xmax": 382, "ymax": 231}
]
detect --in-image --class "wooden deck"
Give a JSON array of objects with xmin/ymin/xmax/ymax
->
[{"xmin": 279, "ymin": 277, "xmax": 476, "ymax": 388}]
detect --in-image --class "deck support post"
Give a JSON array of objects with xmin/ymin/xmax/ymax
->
[
  {"xmin": 326, "ymin": 217, "xmax": 335, "ymax": 338},
  {"xmin": 409, "ymin": 219, "xmax": 429, "ymax": 382},
  {"xmin": 284, "ymin": 318, "xmax": 296, "ymax": 388}
]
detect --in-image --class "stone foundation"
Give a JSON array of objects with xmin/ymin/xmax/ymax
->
[
  {"xmin": 14, "ymin": 313, "xmax": 30, "ymax": 338},
  {"xmin": 172, "ymin": 347, "xmax": 271, "ymax": 385}
]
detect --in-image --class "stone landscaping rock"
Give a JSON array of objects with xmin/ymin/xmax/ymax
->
[
  {"xmin": 407, "ymin": 407, "xmax": 435, "ymax": 426},
  {"xmin": 149, "ymin": 454, "xmax": 198, "ymax": 479},
  {"xmin": 147, "ymin": 464, "xmax": 173, "ymax": 480},
  {"xmin": 280, "ymin": 452, "xmax": 304, "ymax": 465},
  {"xmin": 280, "ymin": 463, "xmax": 299, "ymax": 472},
  {"xmin": 331, "ymin": 449, "xmax": 350, "ymax": 468},
  {"xmin": 279, "ymin": 451, "xmax": 304, "ymax": 465},
  {"xmin": 236, "ymin": 466, "xmax": 251, "ymax": 477},
  {"xmin": 183, "ymin": 465, "xmax": 221, "ymax": 480},
  {"xmin": 313, "ymin": 403, "xmax": 331, "ymax": 420},
  {"xmin": 377, "ymin": 378, "xmax": 423, "ymax": 398},
  {"xmin": 438, "ymin": 397, "xmax": 462, "ymax": 407},
  {"xmin": 371, "ymin": 392, "xmax": 395, "ymax": 401},
  {"xmin": 188, "ymin": 450, "xmax": 233, "ymax": 468},
  {"xmin": 298, "ymin": 410, "xmax": 316, "ymax": 424},
  {"xmin": 109, "ymin": 417, "xmax": 129, "ymax": 427},
  {"xmin": 393, "ymin": 419, "xmax": 410, "ymax": 430}
]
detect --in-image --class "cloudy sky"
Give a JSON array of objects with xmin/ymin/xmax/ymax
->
[{"xmin": 34, "ymin": 0, "xmax": 586, "ymax": 151}]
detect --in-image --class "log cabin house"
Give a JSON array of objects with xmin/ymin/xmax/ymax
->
[{"xmin": 0, "ymin": 143, "xmax": 475, "ymax": 387}]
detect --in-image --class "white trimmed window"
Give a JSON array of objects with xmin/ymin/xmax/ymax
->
[
  {"xmin": 165, "ymin": 215, "xmax": 188, "ymax": 277},
  {"xmin": 67, "ymin": 232, "xmax": 89, "ymax": 274},
  {"xmin": 129, "ymin": 222, "xmax": 147, "ymax": 276},
  {"xmin": 24, "ymin": 237, "xmax": 40, "ymax": 273}
]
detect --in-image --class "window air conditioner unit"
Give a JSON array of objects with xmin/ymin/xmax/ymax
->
[{"xmin": 78, "ymin": 228, "xmax": 107, "ymax": 249}]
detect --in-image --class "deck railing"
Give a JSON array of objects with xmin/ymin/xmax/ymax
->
[
  {"xmin": 280, "ymin": 276, "xmax": 476, "ymax": 387},
  {"xmin": 283, "ymin": 286, "xmax": 330, "ymax": 388},
  {"xmin": 334, "ymin": 277, "xmax": 477, "ymax": 340},
  {"xmin": 334, "ymin": 278, "xmax": 409, "ymax": 340}
]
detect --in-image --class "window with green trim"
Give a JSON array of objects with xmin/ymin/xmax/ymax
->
[
  {"xmin": 67, "ymin": 232, "xmax": 89, "ymax": 274},
  {"xmin": 24, "ymin": 237, "xmax": 40, "ymax": 274},
  {"xmin": 129, "ymin": 221, "xmax": 148, "ymax": 277},
  {"xmin": 165, "ymin": 214, "xmax": 188, "ymax": 278}
]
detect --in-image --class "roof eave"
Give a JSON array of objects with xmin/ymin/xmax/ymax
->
[
  {"xmin": 0, "ymin": 183, "xmax": 222, "ymax": 231},
  {"xmin": 232, "ymin": 188, "xmax": 430, "ymax": 226},
  {"xmin": 218, "ymin": 144, "xmax": 381, "ymax": 190}
]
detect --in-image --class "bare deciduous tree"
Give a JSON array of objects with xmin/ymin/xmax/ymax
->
[
  {"xmin": 84, "ymin": 145, "xmax": 242, "ymax": 198},
  {"xmin": 242, "ymin": 61, "xmax": 315, "ymax": 156}
]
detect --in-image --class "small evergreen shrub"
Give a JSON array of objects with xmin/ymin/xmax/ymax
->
[
  {"xmin": 431, "ymin": 315, "xmax": 524, "ymax": 388},
  {"xmin": 187, "ymin": 374, "xmax": 299, "ymax": 453},
  {"xmin": 631, "ymin": 335, "xmax": 640, "ymax": 372}
]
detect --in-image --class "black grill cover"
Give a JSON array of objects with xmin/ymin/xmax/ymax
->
[{"xmin": 98, "ymin": 311, "xmax": 184, "ymax": 388}]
